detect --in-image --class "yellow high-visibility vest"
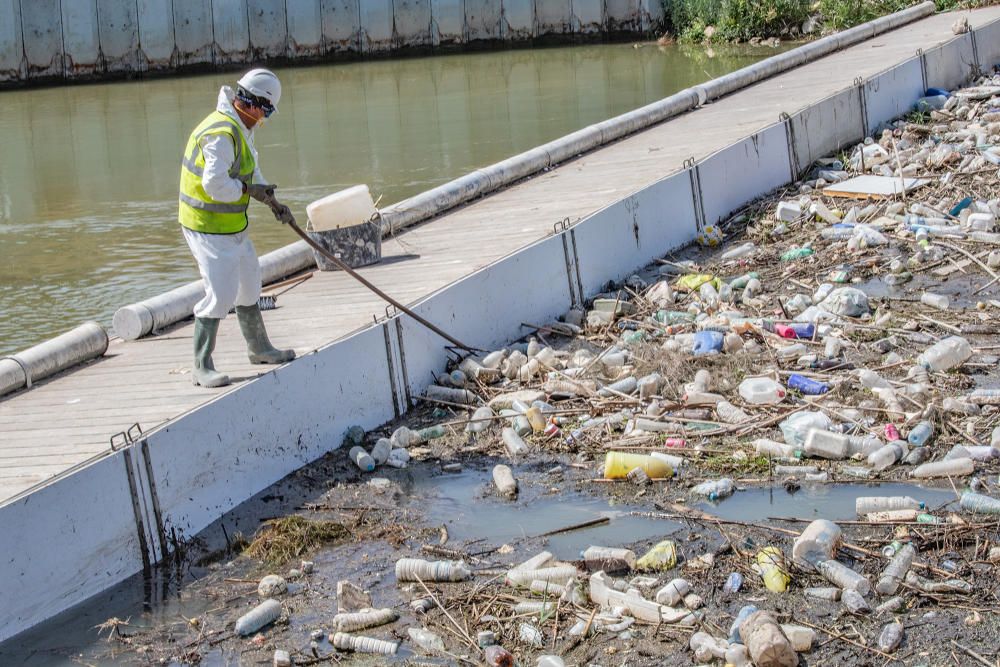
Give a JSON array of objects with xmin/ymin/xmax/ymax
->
[{"xmin": 178, "ymin": 111, "xmax": 256, "ymax": 234}]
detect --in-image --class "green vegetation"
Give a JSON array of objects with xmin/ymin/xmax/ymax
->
[{"xmin": 662, "ymin": 0, "xmax": 969, "ymax": 43}]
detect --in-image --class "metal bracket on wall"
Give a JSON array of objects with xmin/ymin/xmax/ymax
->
[
  {"xmin": 383, "ymin": 305, "xmax": 413, "ymax": 411},
  {"xmin": 855, "ymin": 76, "xmax": 870, "ymax": 140},
  {"xmin": 112, "ymin": 423, "xmax": 168, "ymax": 574},
  {"xmin": 916, "ymin": 48, "xmax": 928, "ymax": 93},
  {"xmin": 970, "ymin": 28, "xmax": 981, "ymax": 78},
  {"xmin": 779, "ymin": 112, "xmax": 800, "ymax": 181},
  {"xmin": 554, "ymin": 218, "xmax": 584, "ymax": 309},
  {"xmin": 684, "ymin": 157, "xmax": 707, "ymax": 232}
]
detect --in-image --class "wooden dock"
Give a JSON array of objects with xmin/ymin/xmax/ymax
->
[{"xmin": 2, "ymin": 6, "xmax": 998, "ymax": 505}]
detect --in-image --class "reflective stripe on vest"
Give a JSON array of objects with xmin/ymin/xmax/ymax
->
[{"xmin": 178, "ymin": 111, "xmax": 256, "ymax": 234}]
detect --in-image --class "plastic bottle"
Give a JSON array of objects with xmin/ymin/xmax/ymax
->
[
  {"xmin": 690, "ymin": 632, "xmax": 728, "ymax": 662},
  {"xmin": 465, "ymin": 406, "xmax": 494, "ymax": 433},
  {"xmin": 875, "ymin": 543, "xmax": 915, "ymax": 595},
  {"xmin": 911, "ymin": 458, "xmax": 974, "ymax": 478},
  {"xmin": 738, "ymin": 377, "xmax": 786, "ymax": 404},
  {"xmin": 493, "ymin": 464, "xmax": 517, "ymax": 498},
  {"xmin": 691, "ymin": 478, "xmax": 735, "ymax": 501},
  {"xmin": 332, "ymin": 632, "xmax": 398, "ymax": 655},
  {"xmin": 484, "ymin": 646, "xmax": 515, "ymax": 666},
  {"xmin": 740, "ymin": 610, "xmax": 797, "ymax": 667},
  {"xmin": 804, "ymin": 430, "xmax": 851, "ymax": 459},
  {"xmin": 369, "ymin": 438, "xmax": 392, "ymax": 465},
  {"xmin": 780, "ymin": 411, "xmax": 832, "ymax": 446},
  {"xmin": 505, "ymin": 566, "xmax": 577, "ymax": 587},
  {"xmin": 635, "ymin": 540, "xmax": 677, "ymax": 571},
  {"xmin": 604, "ymin": 451, "xmax": 673, "ymax": 479},
  {"xmin": 817, "ymin": 559, "xmax": 871, "ymax": 595},
  {"xmin": 723, "ymin": 572, "xmax": 744, "ymax": 596},
  {"xmin": 395, "ymin": 559, "xmax": 471, "ymax": 582},
  {"xmin": 754, "ymin": 438, "xmax": 800, "ymax": 459},
  {"xmin": 692, "ymin": 330, "xmax": 724, "ymax": 355},
  {"xmin": 654, "ymin": 577, "xmax": 690, "ymax": 606},
  {"xmin": 235, "ymin": 599, "xmax": 282, "ymax": 635},
  {"xmin": 842, "ymin": 589, "xmax": 870, "ymax": 613},
  {"xmin": 583, "ymin": 546, "xmax": 636, "ymax": 571},
  {"xmin": 333, "ymin": 608, "xmax": 398, "ymax": 632},
  {"xmin": 916, "ymin": 336, "xmax": 972, "ymax": 371},
  {"xmin": 780, "ymin": 624, "xmax": 815, "ymax": 652},
  {"xmin": 920, "ymin": 292, "xmax": 950, "ymax": 310},
  {"xmin": 867, "ymin": 443, "xmax": 906, "ymax": 471},
  {"xmin": 502, "ymin": 427, "xmax": 528, "ymax": 458},
  {"xmin": 756, "ymin": 547, "xmax": 790, "ymax": 593},
  {"xmin": 534, "ymin": 656, "xmax": 565, "ymax": 667},
  {"xmin": 856, "ymin": 496, "xmax": 922, "ymax": 515},
  {"xmin": 716, "ymin": 400, "xmax": 751, "ymax": 424},
  {"xmin": 408, "ymin": 627, "xmax": 445, "ymax": 653},
  {"xmin": 792, "ymin": 519, "xmax": 842, "ymax": 568},
  {"xmin": 959, "ymin": 491, "xmax": 1000, "ymax": 514},
  {"xmin": 349, "ymin": 446, "xmax": 375, "ymax": 472},
  {"xmin": 907, "ymin": 421, "xmax": 934, "ymax": 446},
  {"xmin": 803, "ymin": 587, "xmax": 841, "ymax": 600},
  {"xmin": 519, "ymin": 623, "xmax": 544, "ymax": 647},
  {"xmin": 728, "ymin": 604, "xmax": 758, "ymax": 643},
  {"xmin": 877, "ymin": 621, "xmax": 903, "ymax": 653},
  {"xmin": 787, "ymin": 374, "xmax": 829, "ymax": 395},
  {"xmin": 722, "ymin": 242, "xmax": 756, "ymax": 261},
  {"xmin": 781, "ymin": 247, "xmax": 815, "ymax": 261}
]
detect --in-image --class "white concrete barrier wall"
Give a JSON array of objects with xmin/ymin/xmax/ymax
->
[
  {"xmin": 20, "ymin": 0, "xmax": 63, "ymax": 78},
  {"xmin": 536, "ymin": 0, "xmax": 573, "ymax": 35},
  {"xmin": 322, "ymin": 0, "xmax": 362, "ymax": 53},
  {"xmin": 503, "ymin": 0, "xmax": 536, "ymax": 39},
  {"xmin": 465, "ymin": 0, "xmax": 503, "ymax": 40},
  {"xmin": 395, "ymin": 0, "xmax": 434, "ymax": 47},
  {"xmin": 138, "ymin": 0, "xmax": 178, "ymax": 68},
  {"xmin": 0, "ymin": 451, "xmax": 144, "ymax": 642},
  {"xmin": 1, "ymin": 15, "xmax": 997, "ymax": 646},
  {"xmin": 249, "ymin": 0, "xmax": 289, "ymax": 59},
  {"xmin": 61, "ymin": 0, "xmax": 101, "ymax": 76},
  {"xmin": 924, "ymin": 32, "xmax": 976, "ymax": 91},
  {"xmin": 173, "ymin": 0, "xmax": 215, "ymax": 66},
  {"xmin": 574, "ymin": 0, "xmax": 603, "ymax": 34},
  {"xmin": 789, "ymin": 87, "xmax": 865, "ymax": 179},
  {"xmin": 286, "ymin": 0, "xmax": 324, "ymax": 56},
  {"xmin": 0, "ymin": 0, "xmax": 24, "ymax": 79},
  {"xmin": 865, "ymin": 56, "xmax": 924, "ymax": 134},
  {"xmin": 699, "ymin": 123, "xmax": 792, "ymax": 226},
  {"xmin": 432, "ymin": 0, "xmax": 467, "ymax": 44},
  {"xmin": 572, "ymin": 172, "xmax": 697, "ymax": 297},
  {"xmin": 974, "ymin": 18, "xmax": 1000, "ymax": 69},
  {"xmin": 99, "ymin": 0, "xmax": 141, "ymax": 73}
]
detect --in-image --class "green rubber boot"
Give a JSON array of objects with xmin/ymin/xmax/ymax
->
[
  {"xmin": 192, "ymin": 317, "xmax": 231, "ymax": 388},
  {"xmin": 236, "ymin": 304, "xmax": 296, "ymax": 365}
]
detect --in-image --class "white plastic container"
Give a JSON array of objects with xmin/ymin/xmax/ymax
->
[
  {"xmin": 875, "ymin": 543, "xmax": 915, "ymax": 595},
  {"xmin": 307, "ymin": 185, "xmax": 377, "ymax": 232},
  {"xmin": 792, "ymin": 519, "xmax": 842, "ymax": 568},
  {"xmin": 917, "ymin": 336, "xmax": 972, "ymax": 371},
  {"xmin": 655, "ymin": 578, "xmax": 691, "ymax": 606},
  {"xmin": 867, "ymin": 443, "xmax": 905, "ymax": 471},
  {"xmin": 583, "ymin": 546, "xmax": 636, "ymax": 570},
  {"xmin": 738, "ymin": 377, "xmax": 786, "ymax": 405},
  {"xmin": 754, "ymin": 438, "xmax": 799, "ymax": 459},
  {"xmin": 780, "ymin": 624, "xmax": 815, "ymax": 652},
  {"xmin": 803, "ymin": 429, "xmax": 851, "ymax": 459}
]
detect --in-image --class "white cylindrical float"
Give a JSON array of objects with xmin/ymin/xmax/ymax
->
[{"xmin": 0, "ymin": 321, "xmax": 109, "ymax": 397}]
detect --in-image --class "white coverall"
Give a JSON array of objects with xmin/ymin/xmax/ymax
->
[{"xmin": 183, "ymin": 86, "xmax": 267, "ymax": 319}]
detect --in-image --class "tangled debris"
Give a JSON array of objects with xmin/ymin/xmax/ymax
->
[{"xmin": 86, "ymin": 75, "xmax": 1000, "ymax": 667}]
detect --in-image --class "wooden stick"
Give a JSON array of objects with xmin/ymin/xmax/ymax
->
[
  {"xmin": 797, "ymin": 619, "xmax": 894, "ymax": 660},
  {"xmin": 949, "ymin": 640, "xmax": 995, "ymax": 667}
]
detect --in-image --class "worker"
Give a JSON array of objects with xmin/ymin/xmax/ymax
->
[{"xmin": 178, "ymin": 68, "xmax": 296, "ymax": 388}]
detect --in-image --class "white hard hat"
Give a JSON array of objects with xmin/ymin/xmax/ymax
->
[{"xmin": 237, "ymin": 68, "xmax": 281, "ymax": 108}]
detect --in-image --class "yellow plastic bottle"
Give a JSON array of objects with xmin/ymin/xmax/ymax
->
[
  {"xmin": 603, "ymin": 452, "xmax": 673, "ymax": 480},
  {"xmin": 636, "ymin": 540, "xmax": 678, "ymax": 571},
  {"xmin": 756, "ymin": 547, "xmax": 790, "ymax": 593},
  {"xmin": 525, "ymin": 406, "xmax": 546, "ymax": 434}
]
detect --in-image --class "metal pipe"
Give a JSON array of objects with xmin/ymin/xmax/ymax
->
[{"xmin": 0, "ymin": 322, "xmax": 109, "ymax": 397}]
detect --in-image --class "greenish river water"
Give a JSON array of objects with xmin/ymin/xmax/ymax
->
[{"xmin": 0, "ymin": 42, "xmax": 781, "ymax": 356}]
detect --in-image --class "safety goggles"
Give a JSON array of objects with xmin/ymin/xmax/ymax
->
[{"xmin": 236, "ymin": 87, "xmax": 276, "ymax": 118}]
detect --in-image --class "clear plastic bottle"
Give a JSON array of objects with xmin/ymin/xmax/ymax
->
[
  {"xmin": 493, "ymin": 464, "xmax": 517, "ymax": 497},
  {"xmin": 721, "ymin": 242, "xmax": 756, "ymax": 261},
  {"xmin": 738, "ymin": 377, "xmax": 786, "ymax": 405},
  {"xmin": 654, "ymin": 577, "xmax": 690, "ymax": 606},
  {"xmin": 857, "ymin": 368, "xmax": 892, "ymax": 389},
  {"xmin": 959, "ymin": 491, "xmax": 1000, "ymax": 514},
  {"xmin": 582, "ymin": 546, "xmax": 637, "ymax": 571},
  {"xmin": 920, "ymin": 292, "xmax": 950, "ymax": 310},
  {"xmin": 867, "ymin": 443, "xmax": 906, "ymax": 471},
  {"xmin": 396, "ymin": 558, "xmax": 472, "ymax": 582},
  {"xmin": 817, "ymin": 559, "xmax": 870, "ymax": 595},
  {"xmin": 716, "ymin": 400, "xmax": 751, "ymax": 424},
  {"xmin": 332, "ymin": 632, "xmax": 398, "ymax": 655},
  {"xmin": 804, "ymin": 429, "xmax": 851, "ymax": 459},
  {"xmin": 690, "ymin": 631, "xmax": 728, "ymax": 662},
  {"xmin": 724, "ymin": 643, "xmax": 750, "ymax": 667},
  {"xmin": 911, "ymin": 458, "xmax": 974, "ymax": 478},
  {"xmin": 907, "ymin": 421, "xmax": 934, "ymax": 446},
  {"xmin": 691, "ymin": 478, "xmax": 735, "ymax": 501},
  {"xmin": 501, "ymin": 427, "xmax": 528, "ymax": 457},
  {"xmin": 856, "ymin": 496, "xmax": 922, "ymax": 515},
  {"xmin": 235, "ymin": 599, "xmax": 282, "ymax": 635},
  {"xmin": 466, "ymin": 406, "xmax": 494, "ymax": 433},
  {"xmin": 534, "ymin": 656, "xmax": 565, "ymax": 667},
  {"xmin": 407, "ymin": 627, "xmax": 445, "ymax": 653},
  {"xmin": 803, "ymin": 587, "xmax": 840, "ymax": 600},
  {"xmin": 877, "ymin": 621, "xmax": 903, "ymax": 653},
  {"xmin": 875, "ymin": 543, "xmax": 915, "ymax": 595},
  {"xmin": 349, "ymin": 446, "xmax": 375, "ymax": 472},
  {"xmin": 754, "ymin": 438, "xmax": 799, "ymax": 459},
  {"xmin": 780, "ymin": 411, "xmax": 833, "ymax": 446},
  {"xmin": 842, "ymin": 589, "xmax": 870, "ymax": 613},
  {"xmin": 370, "ymin": 438, "xmax": 392, "ymax": 465},
  {"xmin": 917, "ymin": 336, "xmax": 972, "ymax": 371},
  {"xmin": 792, "ymin": 519, "xmax": 842, "ymax": 568}
]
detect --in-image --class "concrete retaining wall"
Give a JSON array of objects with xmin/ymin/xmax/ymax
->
[
  {"xmin": 0, "ymin": 12, "xmax": 996, "ymax": 647},
  {"xmin": 0, "ymin": 0, "xmax": 665, "ymax": 86}
]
